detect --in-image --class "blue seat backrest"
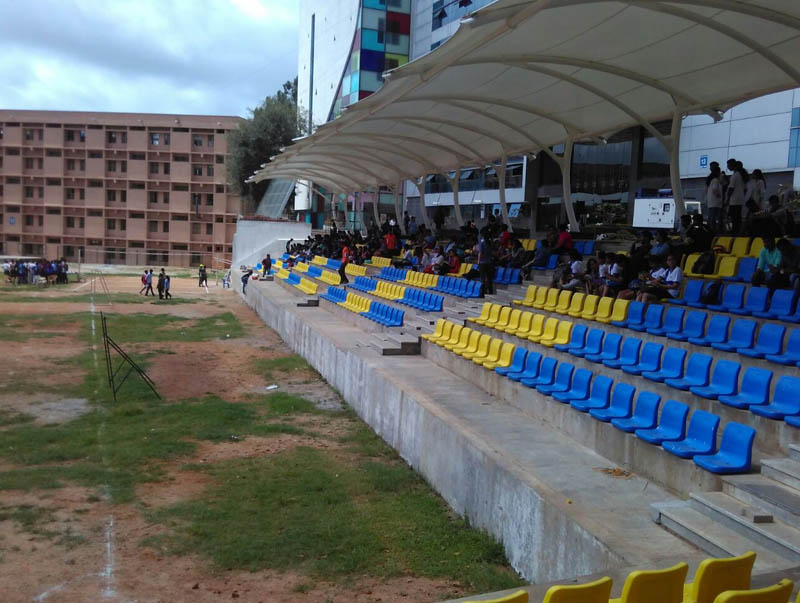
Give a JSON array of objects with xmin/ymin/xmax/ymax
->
[
  {"xmin": 730, "ymin": 319, "xmax": 756, "ymax": 344},
  {"xmin": 745, "ymin": 286, "xmax": 769, "ymax": 310},
  {"xmin": 756, "ymin": 323, "xmax": 785, "ymax": 348},
  {"xmin": 509, "ymin": 269, "xmax": 521, "ymax": 284},
  {"xmin": 575, "ymin": 240, "xmax": 585, "ymax": 253},
  {"xmin": 611, "ymin": 382, "xmax": 635, "ymax": 411},
  {"xmin": 683, "ymin": 280, "xmax": 704, "ymax": 302},
  {"xmin": 664, "ymin": 306, "xmax": 685, "ymax": 327},
  {"xmin": 722, "ymin": 283, "xmax": 745, "ymax": 307},
  {"xmin": 769, "ymin": 289, "xmax": 796, "ymax": 314},
  {"xmin": 720, "ymin": 423, "xmax": 756, "ymax": 464},
  {"xmin": 687, "ymin": 410, "xmax": 720, "ymax": 444},
  {"xmin": 644, "ymin": 304, "xmax": 664, "ymax": 326},
  {"xmin": 737, "ymin": 257, "xmax": 757, "ymax": 280},
  {"xmin": 547, "ymin": 254, "xmax": 558, "ymax": 269},
  {"xmin": 706, "ymin": 314, "xmax": 731, "ymax": 337},
  {"xmin": 634, "ymin": 391, "xmax": 661, "ymax": 420},
  {"xmin": 659, "ymin": 400, "xmax": 689, "ymax": 432},
  {"xmin": 685, "ymin": 310, "xmax": 707, "ymax": 332},
  {"xmin": 583, "ymin": 240, "xmax": 595, "ymax": 255},
  {"xmin": 627, "ymin": 301, "xmax": 645, "ymax": 324}
]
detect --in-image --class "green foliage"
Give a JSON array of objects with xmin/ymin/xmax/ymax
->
[
  {"xmin": 99, "ymin": 312, "xmax": 244, "ymax": 344},
  {"xmin": 256, "ymin": 392, "xmax": 320, "ymax": 416},
  {"xmin": 0, "ymin": 293, "xmax": 198, "ymax": 305},
  {"xmin": 0, "ymin": 504, "xmax": 87, "ymax": 550},
  {"xmin": 226, "ymin": 78, "xmax": 306, "ymax": 209},
  {"xmin": 253, "ymin": 354, "xmax": 312, "ymax": 381}
]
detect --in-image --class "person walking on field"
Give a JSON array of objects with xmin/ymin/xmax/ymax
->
[
  {"xmin": 144, "ymin": 269, "xmax": 154, "ymax": 296},
  {"xmin": 157, "ymin": 268, "xmax": 166, "ymax": 299},
  {"xmin": 164, "ymin": 273, "xmax": 172, "ymax": 300},
  {"xmin": 198, "ymin": 264, "xmax": 208, "ymax": 288},
  {"xmin": 241, "ymin": 269, "xmax": 253, "ymax": 295},
  {"xmin": 139, "ymin": 269, "xmax": 148, "ymax": 295}
]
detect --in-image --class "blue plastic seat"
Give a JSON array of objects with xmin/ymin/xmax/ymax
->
[
  {"xmin": 570, "ymin": 328, "xmax": 604, "ymax": 358},
  {"xmin": 553, "ymin": 368, "xmax": 593, "ymax": 403},
  {"xmin": 635, "ymin": 400, "xmax": 689, "ymax": 445},
  {"xmin": 750, "ymin": 376, "xmax": 800, "ymax": 420},
  {"xmin": 575, "ymin": 240, "xmax": 585, "ymax": 254},
  {"xmin": 667, "ymin": 310, "xmax": 707, "ymax": 342},
  {"xmin": 765, "ymin": 328, "xmax": 800, "ymax": 366},
  {"xmin": 508, "ymin": 351, "xmax": 542, "ymax": 382},
  {"xmin": 613, "ymin": 300, "xmax": 644, "ymax": 328},
  {"xmin": 533, "ymin": 254, "xmax": 559, "ymax": 271},
  {"xmin": 688, "ymin": 314, "xmax": 730, "ymax": 347},
  {"xmin": 694, "ymin": 423, "xmax": 756, "ymax": 474},
  {"xmin": 707, "ymin": 283, "xmax": 745, "ymax": 313},
  {"xmin": 669, "ymin": 279, "xmax": 704, "ymax": 306},
  {"xmin": 757, "ymin": 288, "xmax": 797, "ymax": 319},
  {"xmin": 777, "ymin": 294, "xmax": 800, "ymax": 323},
  {"xmin": 586, "ymin": 332, "xmax": 622, "ymax": 364},
  {"xmin": 611, "ymin": 391, "xmax": 661, "ymax": 433},
  {"xmin": 583, "ymin": 240, "xmax": 595, "ymax": 255},
  {"xmin": 571, "ymin": 375, "xmax": 614, "ymax": 413},
  {"xmin": 739, "ymin": 323, "xmax": 785, "ymax": 359},
  {"xmin": 690, "ymin": 359, "xmax": 741, "ymax": 400},
  {"xmin": 589, "ymin": 382, "xmax": 635, "ymax": 422},
  {"xmin": 603, "ymin": 337, "xmax": 641, "ymax": 369},
  {"xmin": 648, "ymin": 306, "xmax": 684, "ymax": 337},
  {"xmin": 723, "ymin": 257, "xmax": 757, "ymax": 282},
  {"xmin": 731, "ymin": 286, "xmax": 769, "ymax": 316},
  {"xmin": 718, "ymin": 367, "xmax": 773, "ymax": 410},
  {"xmin": 663, "ymin": 410, "xmax": 721, "ymax": 459},
  {"xmin": 468, "ymin": 281, "xmax": 483, "ymax": 298},
  {"xmin": 521, "ymin": 357, "xmax": 557, "ymax": 388},
  {"xmin": 786, "ymin": 415, "xmax": 800, "ymax": 428},
  {"xmin": 622, "ymin": 342, "xmax": 663, "ymax": 376},
  {"xmin": 507, "ymin": 269, "xmax": 521, "ymax": 285},
  {"xmin": 629, "ymin": 304, "xmax": 664, "ymax": 333},
  {"xmin": 493, "ymin": 267, "xmax": 507, "ymax": 284},
  {"xmin": 556, "ymin": 323, "xmax": 586, "ymax": 353},
  {"xmin": 537, "ymin": 363, "xmax": 575, "ymax": 395},
  {"xmin": 496, "ymin": 348, "xmax": 528, "ymax": 377},
  {"xmin": 665, "ymin": 353, "xmax": 712, "ymax": 391},
  {"xmin": 711, "ymin": 319, "xmax": 756, "ymax": 353},
  {"xmin": 642, "ymin": 347, "xmax": 686, "ymax": 382}
]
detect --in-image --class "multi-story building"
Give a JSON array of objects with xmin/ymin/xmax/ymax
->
[{"xmin": 0, "ymin": 110, "xmax": 243, "ymax": 267}]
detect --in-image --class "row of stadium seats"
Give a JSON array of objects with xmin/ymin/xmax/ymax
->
[
  {"xmin": 369, "ymin": 256, "xmax": 392, "ymax": 268},
  {"xmin": 519, "ymin": 239, "xmax": 596, "ymax": 255},
  {"xmin": 350, "ymin": 276, "xmax": 444, "ymax": 311},
  {"xmin": 494, "ymin": 267, "xmax": 522, "ymax": 285},
  {"xmin": 684, "ymin": 254, "xmax": 756, "ymax": 280},
  {"xmin": 470, "ymin": 302, "xmax": 800, "ymax": 425},
  {"xmin": 712, "ymin": 235, "xmax": 800, "ymax": 258},
  {"xmin": 468, "ymin": 551, "xmax": 796, "ymax": 603},
  {"xmin": 311, "ymin": 255, "xmax": 342, "ymax": 270},
  {"xmin": 294, "ymin": 262, "xmax": 343, "ymax": 286},
  {"xmin": 378, "ymin": 267, "xmax": 485, "ymax": 298},
  {"xmin": 425, "ymin": 318, "xmax": 757, "ymax": 474},
  {"xmin": 671, "ymin": 281, "xmax": 800, "ymax": 323},
  {"xmin": 320, "ymin": 286, "xmax": 404, "ymax": 327},
  {"xmin": 278, "ymin": 270, "xmax": 318, "ymax": 295}
]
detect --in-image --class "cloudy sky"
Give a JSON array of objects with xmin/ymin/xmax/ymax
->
[{"xmin": 0, "ymin": 0, "xmax": 299, "ymax": 118}]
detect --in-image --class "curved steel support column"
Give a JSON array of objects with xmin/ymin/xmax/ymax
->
[
  {"xmin": 446, "ymin": 169, "xmax": 465, "ymax": 227},
  {"xmin": 670, "ymin": 110, "xmax": 686, "ymax": 218},
  {"xmin": 393, "ymin": 183, "xmax": 406, "ymax": 235},
  {"xmin": 371, "ymin": 190, "xmax": 381, "ymax": 225},
  {"xmin": 413, "ymin": 178, "xmax": 434, "ymax": 231},
  {"xmin": 496, "ymin": 155, "xmax": 512, "ymax": 231},
  {"xmin": 561, "ymin": 137, "xmax": 580, "ymax": 233}
]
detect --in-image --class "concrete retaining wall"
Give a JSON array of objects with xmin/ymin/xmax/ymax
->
[{"xmin": 232, "ymin": 220, "xmax": 311, "ymax": 268}]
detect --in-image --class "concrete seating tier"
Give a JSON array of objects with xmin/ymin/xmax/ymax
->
[
  {"xmin": 350, "ymin": 276, "xmax": 444, "ymax": 312},
  {"xmin": 321, "ymin": 286, "xmax": 403, "ymax": 327},
  {"xmin": 669, "ymin": 280, "xmax": 800, "ymax": 324},
  {"xmin": 277, "ymin": 269, "xmax": 318, "ymax": 295}
]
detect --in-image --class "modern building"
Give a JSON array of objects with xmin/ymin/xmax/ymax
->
[{"xmin": 0, "ymin": 110, "xmax": 243, "ymax": 267}]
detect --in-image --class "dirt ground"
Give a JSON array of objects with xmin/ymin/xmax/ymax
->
[{"xmin": 0, "ymin": 275, "xmax": 459, "ymax": 603}]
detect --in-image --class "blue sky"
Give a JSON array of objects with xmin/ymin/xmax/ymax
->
[{"xmin": 0, "ymin": 0, "xmax": 299, "ymax": 117}]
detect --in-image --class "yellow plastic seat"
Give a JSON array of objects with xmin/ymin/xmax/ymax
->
[
  {"xmin": 452, "ymin": 329, "xmax": 478, "ymax": 354},
  {"xmin": 524, "ymin": 313, "xmax": 546, "ymax": 341},
  {"xmin": 463, "ymin": 333, "xmax": 492, "ymax": 361},
  {"xmin": 509, "ymin": 312, "xmax": 534, "ymax": 337},
  {"xmin": 464, "ymin": 589, "xmax": 528, "ymax": 603},
  {"xmin": 542, "ymin": 288, "xmax": 561, "ymax": 312},
  {"xmin": 489, "ymin": 306, "xmax": 513, "ymax": 330},
  {"xmin": 581, "ymin": 294, "xmax": 600, "ymax": 319},
  {"xmin": 712, "ymin": 579, "xmax": 793, "ymax": 603},
  {"xmin": 730, "ymin": 237, "xmax": 751, "ymax": 257},
  {"xmin": 566, "ymin": 292, "xmax": 586, "ymax": 317},
  {"xmin": 682, "ymin": 253, "xmax": 702, "ymax": 275},
  {"xmin": 345, "ymin": 263, "xmax": 367, "ymax": 277},
  {"xmin": 530, "ymin": 317, "xmax": 558, "ymax": 343},
  {"xmin": 437, "ymin": 323, "xmax": 462, "ymax": 348},
  {"xmin": 485, "ymin": 342, "xmax": 516, "ymax": 370},
  {"xmin": 428, "ymin": 274, "xmax": 440, "ymax": 288},
  {"xmin": 501, "ymin": 309, "xmax": 523, "ymax": 334},
  {"xmin": 474, "ymin": 337, "xmax": 503, "ymax": 366},
  {"xmin": 713, "ymin": 236, "xmax": 733, "ymax": 253},
  {"xmin": 716, "ymin": 255, "xmax": 739, "ymax": 279},
  {"xmin": 607, "ymin": 298, "xmax": 630, "ymax": 324},
  {"xmin": 684, "ymin": 551, "xmax": 756, "ymax": 603},
  {"xmin": 468, "ymin": 302, "xmax": 493, "ymax": 324},
  {"xmin": 542, "ymin": 576, "xmax": 612, "ymax": 603},
  {"xmin": 594, "ymin": 297, "xmax": 615, "ymax": 323},
  {"xmin": 609, "ymin": 562, "xmax": 688, "ymax": 603},
  {"xmin": 553, "ymin": 290, "xmax": 573, "ymax": 314},
  {"xmin": 532, "ymin": 286, "xmax": 550, "ymax": 309},
  {"xmin": 747, "ymin": 237, "xmax": 764, "ymax": 258},
  {"xmin": 514, "ymin": 285, "xmax": 538, "ymax": 306},
  {"xmin": 541, "ymin": 320, "xmax": 572, "ymax": 348},
  {"xmin": 294, "ymin": 262, "xmax": 308, "ymax": 273},
  {"xmin": 475, "ymin": 304, "xmax": 501, "ymax": 326},
  {"xmin": 423, "ymin": 319, "xmax": 447, "ymax": 341}
]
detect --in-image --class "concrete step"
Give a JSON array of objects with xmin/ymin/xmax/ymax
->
[
  {"xmin": 387, "ymin": 332, "xmax": 421, "ymax": 354},
  {"xmin": 689, "ymin": 491, "xmax": 800, "ymax": 561},
  {"xmin": 723, "ymin": 474, "xmax": 800, "ymax": 525},
  {"xmin": 790, "ymin": 444, "xmax": 800, "ymax": 463},
  {"xmin": 368, "ymin": 334, "xmax": 406, "ymax": 356},
  {"xmin": 651, "ymin": 501, "xmax": 795, "ymax": 573},
  {"xmin": 762, "ymin": 458, "xmax": 800, "ymax": 491}
]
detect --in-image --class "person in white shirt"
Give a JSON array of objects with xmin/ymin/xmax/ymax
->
[
  {"xmin": 638, "ymin": 255, "xmax": 683, "ymax": 303},
  {"xmin": 705, "ymin": 162, "xmax": 724, "ymax": 233},
  {"xmin": 748, "ymin": 169, "xmax": 766, "ymax": 211},
  {"xmin": 726, "ymin": 158, "xmax": 747, "ymax": 234}
]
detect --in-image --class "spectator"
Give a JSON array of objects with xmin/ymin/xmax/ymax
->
[
  {"xmin": 552, "ymin": 223, "xmax": 573, "ymax": 255},
  {"xmin": 602, "ymin": 254, "xmax": 627, "ymax": 298},
  {"xmin": 638, "ymin": 254, "xmax": 683, "ymax": 303},
  {"xmin": 261, "ymin": 254, "xmax": 272, "ymax": 278},
  {"xmin": 752, "ymin": 235, "xmax": 782, "ymax": 287},
  {"xmin": 705, "ymin": 162, "xmax": 724, "ymax": 233},
  {"xmin": 446, "ymin": 248, "xmax": 461, "ymax": 275},
  {"xmin": 650, "ymin": 230, "xmax": 671, "ymax": 260},
  {"xmin": 769, "ymin": 195, "xmax": 796, "ymax": 237},
  {"xmin": 749, "ymin": 169, "xmax": 766, "ymax": 210},
  {"xmin": 477, "ymin": 229, "xmax": 495, "ymax": 296},
  {"xmin": 726, "ymin": 158, "xmax": 747, "ymax": 234},
  {"xmin": 164, "ymin": 273, "xmax": 172, "ymax": 300},
  {"xmin": 408, "ymin": 215, "xmax": 419, "ymax": 235},
  {"xmin": 687, "ymin": 213, "xmax": 713, "ymax": 253},
  {"xmin": 777, "ymin": 238, "xmax": 800, "ymax": 293},
  {"xmin": 241, "ymin": 269, "xmax": 253, "ymax": 295}
]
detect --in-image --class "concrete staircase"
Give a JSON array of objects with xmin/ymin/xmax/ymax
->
[
  {"xmin": 368, "ymin": 332, "xmax": 421, "ymax": 356},
  {"xmin": 651, "ymin": 444, "xmax": 800, "ymax": 573}
]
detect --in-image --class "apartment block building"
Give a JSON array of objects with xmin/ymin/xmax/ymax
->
[{"xmin": 0, "ymin": 110, "xmax": 243, "ymax": 267}]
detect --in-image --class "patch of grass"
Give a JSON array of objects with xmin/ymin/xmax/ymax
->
[
  {"xmin": 253, "ymin": 354, "xmax": 312, "ymax": 381},
  {"xmin": 147, "ymin": 446, "xmax": 522, "ymax": 593},
  {"xmin": 0, "ymin": 504, "xmax": 87, "ymax": 550},
  {"xmin": 0, "ymin": 409, "xmax": 35, "ymax": 427},
  {"xmin": 256, "ymin": 392, "xmax": 320, "ymax": 416},
  {"xmin": 98, "ymin": 311, "xmax": 244, "ymax": 344},
  {"xmin": 340, "ymin": 421, "xmax": 396, "ymax": 459},
  {"xmin": 0, "ymin": 313, "xmax": 85, "ymax": 342}
]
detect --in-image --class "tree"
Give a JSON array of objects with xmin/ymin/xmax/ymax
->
[{"xmin": 226, "ymin": 78, "xmax": 306, "ymax": 213}]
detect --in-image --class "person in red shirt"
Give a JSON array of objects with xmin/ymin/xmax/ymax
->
[
  {"xmin": 553, "ymin": 223, "xmax": 573, "ymax": 254},
  {"xmin": 499, "ymin": 224, "xmax": 512, "ymax": 248},
  {"xmin": 447, "ymin": 249, "xmax": 461, "ymax": 275},
  {"xmin": 384, "ymin": 231, "xmax": 397, "ymax": 253}
]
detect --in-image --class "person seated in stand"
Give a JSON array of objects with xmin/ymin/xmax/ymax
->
[
  {"xmin": 638, "ymin": 254, "xmax": 683, "ymax": 302},
  {"xmin": 752, "ymin": 235, "xmax": 782, "ymax": 288},
  {"xmin": 601, "ymin": 254, "xmax": 628, "ymax": 298},
  {"xmin": 393, "ymin": 244, "xmax": 414, "ymax": 269},
  {"xmin": 687, "ymin": 213, "xmax": 713, "ymax": 253},
  {"xmin": 582, "ymin": 258, "xmax": 599, "ymax": 294},
  {"xmin": 424, "ymin": 246, "xmax": 445, "ymax": 274},
  {"xmin": 776, "ymin": 238, "xmax": 800, "ymax": 293},
  {"xmin": 650, "ymin": 230, "xmax": 671, "ymax": 261},
  {"xmin": 521, "ymin": 240, "xmax": 551, "ymax": 280},
  {"xmin": 509, "ymin": 239, "xmax": 526, "ymax": 269},
  {"xmin": 551, "ymin": 223, "xmax": 573, "ymax": 257},
  {"xmin": 629, "ymin": 230, "xmax": 653, "ymax": 274},
  {"xmin": 769, "ymin": 195, "xmax": 796, "ymax": 237},
  {"xmin": 445, "ymin": 248, "xmax": 461, "ymax": 276}
]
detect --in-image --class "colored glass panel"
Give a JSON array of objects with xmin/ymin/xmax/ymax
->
[
  {"xmin": 360, "ymin": 69, "xmax": 383, "ymax": 92},
  {"xmin": 384, "ymin": 53, "xmax": 408, "ymax": 70},
  {"xmin": 386, "ymin": 11, "xmax": 410, "ymax": 34},
  {"xmin": 362, "ymin": 28, "xmax": 385, "ymax": 51},
  {"xmin": 385, "ymin": 33, "xmax": 409, "ymax": 54}
]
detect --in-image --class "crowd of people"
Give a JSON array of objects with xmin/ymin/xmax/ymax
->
[
  {"xmin": 138, "ymin": 268, "xmax": 173, "ymax": 300},
  {"xmin": 2, "ymin": 258, "xmax": 70, "ymax": 285}
]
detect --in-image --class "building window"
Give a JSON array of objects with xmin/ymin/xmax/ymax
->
[
  {"xmin": 206, "ymin": 165, "xmax": 214, "ymax": 177},
  {"xmin": 120, "ymin": 190, "xmax": 127, "ymax": 203},
  {"xmin": 790, "ymin": 108, "xmax": 800, "ymax": 167},
  {"xmin": 67, "ymin": 158, "xmax": 76, "ymax": 170},
  {"xmin": 107, "ymin": 160, "xmax": 117, "ymax": 172},
  {"xmin": 24, "ymin": 186, "xmax": 33, "ymax": 198},
  {"xmin": 131, "ymin": 212, "xmax": 145, "ymax": 219},
  {"xmin": 89, "ymin": 180, "xmax": 103, "ymax": 187},
  {"xmin": 88, "ymin": 210, "xmax": 102, "ymax": 216},
  {"xmin": 89, "ymin": 151, "xmax": 102, "ymax": 158},
  {"xmin": 107, "ymin": 219, "xmax": 116, "ymax": 230},
  {"xmin": 130, "ymin": 182, "xmax": 145, "ymax": 189},
  {"xmin": 192, "ymin": 192, "xmax": 201, "ymax": 206},
  {"xmin": 206, "ymin": 193, "xmax": 213, "ymax": 206},
  {"xmin": 150, "ymin": 133, "xmax": 160, "ymax": 145},
  {"xmin": 66, "ymin": 188, "xmax": 75, "ymax": 199},
  {"xmin": 149, "ymin": 191, "xmax": 158, "ymax": 204},
  {"xmin": 192, "ymin": 165, "xmax": 202, "ymax": 176},
  {"xmin": 149, "ymin": 162, "xmax": 159, "ymax": 174},
  {"xmin": 66, "ymin": 217, "xmax": 75, "ymax": 228},
  {"xmin": 80, "ymin": 159, "xmax": 85, "ymax": 170},
  {"xmin": 148, "ymin": 220, "xmax": 158, "ymax": 232},
  {"xmin": 120, "ymin": 219, "xmax": 126, "ymax": 231},
  {"xmin": 65, "ymin": 130, "xmax": 74, "ymax": 142},
  {"xmin": 46, "ymin": 149, "xmax": 61, "ymax": 157},
  {"xmin": 24, "ymin": 215, "xmax": 34, "ymax": 226},
  {"xmin": 106, "ymin": 190, "xmax": 116, "ymax": 202},
  {"xmin": 206, "ymin": 223, "xmax": 213, "ymax": 235},
  {"xmin": 120, "ymin": 160, "xmax": 127, "ymax": 172},
  {"xmin": 79, "ymin": 188, "xmax": 85, "ymax": 200},
  {"xmin": 162, "ymin": 192, "xmax": 169, "ymax": 204},
  {"xmin": 207, "ymin": 134, "xmax": 214, "ymax": 147},
  {"xmin": 131, "ymin": 152, "xmax": 145, "ymax": 160},
  {"xmin": 174, "ymin": 154, "xmax": 188, "ymax": 162},
  {"xmin": 215, "ymin": 154, "xmax": 224, "ymax": 164},
  {"xmin": 163, "ymin": 162, "xmax": 170, "ymax": 175},
  {"xmin": 191, "ymin": 223, "xmax": 201, "ymax": 234},
  {"xmin": 162, "ymin": 221, "xmax": 169, "ymax": 233},
  {"xmin": 107, "ymin": 132, "xmax": 117, "ymax": 144},
  {"xmin": 163, "ymin": 133, "xmax": 170, "ymax": 145},
  {"xmin": 24, "ymin": 158, "xmax": 34, "ymax": 169},
  {"xmin": 193, "ymin": 135, "xmax": 203, "ymax": 147}
]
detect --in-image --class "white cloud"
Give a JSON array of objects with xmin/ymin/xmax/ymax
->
[{"xmin": 0, "ymin": 0, "xmax": 300, "ymax": 116}]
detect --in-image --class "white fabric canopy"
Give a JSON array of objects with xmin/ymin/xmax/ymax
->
[{"xmin": 252, "ymin": 0, "xmax": 800, "ymax": 194}]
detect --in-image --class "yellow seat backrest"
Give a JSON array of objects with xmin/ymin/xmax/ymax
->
[
  {"xmin": 747, "ymin": 237, "xmax": 764, "ymax": 258},
  {"xmin": 538, "ymin": 317, "xmax": 559, "ymax": 341},
  {"xmin": 568, "ymin": 292, "xmax": 585, "ymax": 314},
  {"xmin": 595, "ymin": 296, "xmax": 614, "ymax": 321},
  {"xmin": 685, "ymin": 551, "xmax": 756, "ymax": 603},
  {"xmin": 295, "ymin": 262, "xmax": 308, "ymax": 272},
  {"xmin": 472, "ymin": 302, "xmax": 492, "ymax": 322},
  {"xmin": 505, "ymin": 309, "xmax": 522, "ymax": 332},
  {"xmin": 555, "ymin": 290, "xmax": 572, "ymax": 310},
  {"xmin": 482, "ymin": 304, "xmax": 502, "ymax": 325},
  {"xmin": 442, "ymin": 323, "xmax": 462, "ymax": 345},
  {"xmin": 527, "ymin": 313, "xmax": 545, "ymax": 339},
  {"xmin": 581, "ymin": 294, "xmax": 599, "ymax": 318},
  {"xmin": 553, "ymin": 320, "xmax": 573, "ymax": 343},
  {"xmin": 469, "ymin": 334, "xmax": 491, "ymax": 356},
  {"xmin": 613, "ymin": 562, "xmax": 688, "ymax": 603},
  {"xmin": 713, "ymin": 236, "xmax": 733, "ymax": 253},
  {"xmin": 543, "ymin": 288, "xmax": 560, "ymax": 309},
  {"xmin": 494, "ymin": 306, "xmax": 513, "ymax": 328},
  {"xmin": 520, "ymin": 285, "xmax": 537, "ymax": 303},
  {"xmin": 683, "ymin": 253, "xmax": 702, "ymax": 274},
  {"xmin": 447, "ymin": 326, "xmax": 471, "ymax": 350},
  {"xmin": 464, "ymin": 589, "xmax": 528, "ymax": 603},
  {"xmin": 711, "ymin": 578, "xmax": 793, "ymax": 603},
  {"xmin": 425, "ymin": 319, "xmax": 446, "ymax": 341},
  {"xmin": 610, "ymin": 298, "xmax": 630, "ymax": 322},
  {"xmin": 716, "ymin": 256, "xmax": 739, "ymax": 278},
  {"xmin": 532, "ymin": 287, "xmax": 549, "ymax": 308},
  {"xmin": 496, "ymin": 342, "xmax": 516, "ymax": 366},
  {"xmin": 481, "ymin": 338, "xmax": 503, "ymax": 363},
  {"xmin": 730, "ymin": 237, "xmax": 750, "ymax": 257},
  {"xmin": 514, "ymin": 312, "xmax": 534, "ymax": 336},
  {"xmin": 459, "ymin": 330, "xmax": 482, "ymax": 354},
  {"xmin": 543, "ymin": 576, "xmax": 613, "ymax": 603}
]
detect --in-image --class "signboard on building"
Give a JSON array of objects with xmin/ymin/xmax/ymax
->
[
  {"xmin": 633, "ymin": 198, "xmax": 675, "ymax": 229},
  {"xmin": 699, "ymin": 155, "xmax": 708, "ymax": 169}
]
